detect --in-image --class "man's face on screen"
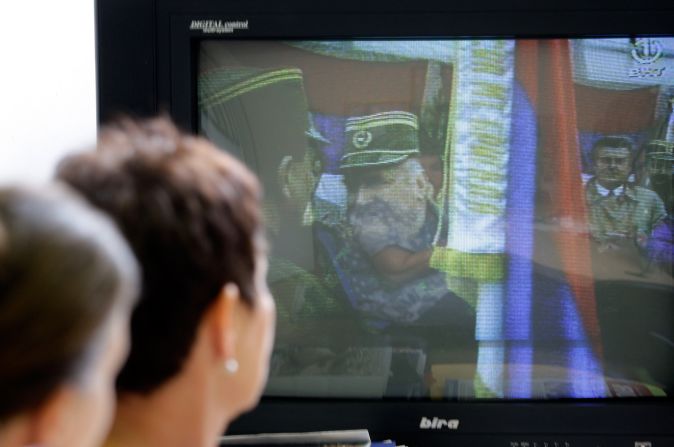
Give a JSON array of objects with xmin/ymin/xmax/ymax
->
[
  {"xmin": 595, "ymin": 146, "xmax": 632, "ymax": 190},
  {"xmin": 353, "ymin": 158, "xmax": 432, "ymax": 236}
]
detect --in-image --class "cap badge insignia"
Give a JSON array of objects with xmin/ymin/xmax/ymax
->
[{"xmin": 353, "ymin": 130, "xmax": 373, "ymax": 149}]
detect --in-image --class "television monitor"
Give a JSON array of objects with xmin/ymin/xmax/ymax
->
[{"xmin": 97, "ymin": 1, "xmax": 674, "ymax": 445}]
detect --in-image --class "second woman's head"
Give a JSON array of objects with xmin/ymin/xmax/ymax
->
[{"xmin": 0, "ymin": 185, "xmax": 139, "ymax": 447}]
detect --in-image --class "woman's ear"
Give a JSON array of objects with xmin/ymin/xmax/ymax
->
[
  {"xmin": 277, "ymin": 155, "xmax": 294, "ymax": 199},
  {"xmin": 208, "ymin": 283, "xmax": 242, "ymax": 363},
  {"xmin": 26, "ymin": 386, "xmax": 75, "ymax": 446}
]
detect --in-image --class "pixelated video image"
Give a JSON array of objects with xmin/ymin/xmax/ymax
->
[{"xmin": 198, "ymin": 38, "xmax": 674, "ymax": 399}]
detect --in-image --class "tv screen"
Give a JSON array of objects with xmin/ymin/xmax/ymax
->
[
  {"xmin": 196, "ymin": 38, "xmax": 674, "ymax": 402},
  {"xmin": 95, "ymin": 0, "xmax": 674, "ymax": 440}
]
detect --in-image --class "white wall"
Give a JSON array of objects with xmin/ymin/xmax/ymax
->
[{"xmin": 0, "ymin": 0, "xmax": 96, "ymax": 184}]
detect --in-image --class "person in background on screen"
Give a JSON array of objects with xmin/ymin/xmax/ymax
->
[
  {"xmin": 418, "ymin": 151, "xmax": 444, "ymax": 201},
  {"xmin": 267, "ymin": 113, "xmax": 349, "ymax": 330},
  {"xmin": 198, "ymin": 68, "xmax": 346, "ymax": 341},
  {"xmin": 198, "ymin": 67, "xmax": 326, "ymax": 271},
  {"xmin": 57, "ymin": 117, "xmax": 276, "ymax": 447},
  {"xmin": 418, "ymin": 98, "xmax": 449, "ymax": 203},
  {"xmin": 643, "ymin": 139, "xmax": 674, "ymax": 274},
  {"xmin": 0, "ymin": 185, "xmax": 139, "ymax": 447},
  {"xmin": 584, "ymin": 136, "xmax": 666, "ymax": 255}
]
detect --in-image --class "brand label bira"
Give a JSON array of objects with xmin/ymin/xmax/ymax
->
[{"xmin": 419, "ymin": 416, "xmax": 460, "ymax": 430}]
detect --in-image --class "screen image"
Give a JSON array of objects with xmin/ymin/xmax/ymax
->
[{"xmin": 197, "ymin": 38, "xmax": 674, "ymax": 400}]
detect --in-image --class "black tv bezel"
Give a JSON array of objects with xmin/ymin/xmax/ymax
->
[{"xmin": 97, "ymin": 0, "xmax": 674, "ymax": 444}]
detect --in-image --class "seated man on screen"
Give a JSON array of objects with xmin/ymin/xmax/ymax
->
[
  {"xmin": 585, "ymin": 136, "xmax": 666, "ymax": 256},
  {"xmin": 337, "ymin": 111, "xmax": 474, "ymax": 339}
]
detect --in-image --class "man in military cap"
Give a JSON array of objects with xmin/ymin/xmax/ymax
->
[
  {"xmin": 198, "ymin": 67, "xmax": 349, "ymax": 343},
  {"xmin": 199, "ymin": 68, "xmax": 324, "ymax": 247},
  {"xmin": 585, "ymin": 136, "xmax": 666, "ymax": 254},
  {"xmin": 337, "ymin": 111, "xmax": 474, "ymax": 336}
]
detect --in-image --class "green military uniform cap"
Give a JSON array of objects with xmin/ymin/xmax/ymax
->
[
  {"xmin": 199, "ymin": 67, "xmax": 304, "ymax": 108},
  {"xmin": 198, "ymin": 67, "xmax": 328, "ymax": 149},
  {"xmin": 198, "ymin": 66, "xmax": 309, "ymax": 158},
  {"xmin": 340, "ymin": 111, "xmax": 420, "ymax": 170}
]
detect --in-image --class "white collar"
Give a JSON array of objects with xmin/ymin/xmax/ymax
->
[{"xmin": 595, "ymin": 182, "xmax": 625, "ymax": 198}]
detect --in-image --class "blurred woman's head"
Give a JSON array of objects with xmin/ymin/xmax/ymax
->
[
  {"xmin": 57, "ymin": 117, "xmax": 276, "ymax": 444},
  {"xmin": 0, "ymin": 185, "xmax": 139, "ymax": 447}
]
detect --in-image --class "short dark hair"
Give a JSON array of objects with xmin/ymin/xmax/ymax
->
[
  {"xmin": 0, "ymin": 185, "xmax": 138, "ymax": 421},
  {"xmin": 57, "ymin": 117, "xmax": 264, "ymax": 394},
  {"xmin": 591, "ymin": 135, "xmax": 634, "ymax": 161}
]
